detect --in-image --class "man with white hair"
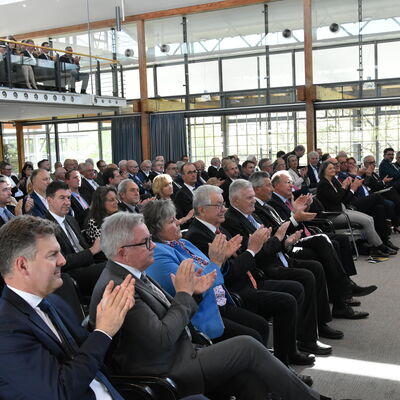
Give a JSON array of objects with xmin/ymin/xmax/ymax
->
[
  {"xmin": 186, "ymin": 184, "xmax": 316, "ymax": 369},
  {"xmin": 306, "ymin": 151, "xmax": 320, "ymax": 188},
  {"xmin": 78, "ymin": 162, "xmax": 99, "ymax": 205},
  {"xmin": 222, "ymin": 179, "xmax": 333, "ymax": 356}
]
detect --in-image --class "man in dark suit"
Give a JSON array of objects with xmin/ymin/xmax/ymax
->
[
  {"xmin": 117, "ymin": 179, "xmax": 141, "ymax": 213},
  {"xmin": 89, "ymin": 212, "xmax": 336, "ymax": 400},
  {"xmin": 64, "ymin": 169, "xmax": 89, "ymax": 229},
  {"xmin": 37, "ymin": 41, "xmax": 53, "ymax": 60},
  {"xmin": 221, "ymin": 179, "xmax": 333, "ymax": 355},
  {"xmin": 0, "ymin": 161, "xmax": 24, "ymax": 200},
  {"xmin": 254, "ymin": 171, "xmax": 373, "ymax": 321},
  {"xmin": 44, "ymin": 181, "xmax": 105, "ymax": 295},
  {"xmin": 165, "ymin": 160, "xmax": 182, "ymax": 198},
  {"xmin": 136, "ymin": 160, "xmax": 152, "ymax": 194},
  {"xmin": 307, "ymin": 151, "xmax": 320, "ymax": 189},
  {"xmin": 59, "ymin": 46, "xmax": 89, "ymax": 94},
  {"xmin": 283, "ymin": 145, "xmax": 306, "ymax": 164},
  {"xmin": 207, "ymin": 157, "xmax": 221, "ymax": 178},
  {"xmin": 78, "ymin": 162, "xmax": 100, "ymax": 205},
  {"xmin": 0, "ymin": 178, "xmax": 16, "ymax": 227},
  {"xmin": 240, "ymin": 160, "xmax": 256, "ymax": 180},
  {"xmin": 0, "ymin": 215, "xmax": 134, "ymax": 399},
  {"xmin": 24, "ymin": 168, "xmax": 51, "ymax": 218},
  {"xmin": 220, "ymin": 160, "xmax": 240, "ymax": 207},
  {"xmin": 379, "ymin": 147, "xmax": 400, "ymax": 185},
  {"xmin": 173, "ymin": 162, "xmax": 197, "ymax": 223},
  {"xmin": 186, "ymin": 184, "xmax": 316, "ymax": 368},
  {"xmin": 149, "ymin": 159, "xmax": 164, "ymax": 182}
]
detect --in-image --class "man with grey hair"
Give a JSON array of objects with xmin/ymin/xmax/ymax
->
[
  {"xmin": 0, "ymin": 215, "xmax": 134, "ymax": 399},
  {"xmin": 307, "ymin": 151, "xmax": 320, "ymax": 188},
  {"xmin": 207, "ymin": 157, "xmax": 221, "ymax": 178},
  {"xmin": 78, "ymin": 162, "xmax": 99, "ymax": 205},
  {"xmin": 222, "ymin": 179, "xmax": 333, "ymax": 356},
  {"xmin": 149, "ymin": 159, "xmax": 164, "ymax": 182},
  {"xmin": 220, "ymin": 160, "xmax": 240, "ymax": 207},
  {"xmin": 283, "ymin": 145, "xmax": 306, "ymax": 163},
  {"xmin": 258, "ymin": 158, "xmax": 273, "ymax": 175},
  {"xmin": 118, "ymin": 160, "xmax": 128, "ymax": 174},
  {"xmin": 186, "ymin": 185, "xmax": 316, "ymax": 369},
  {"xmin": 118, "ymin": 179, "xmax": 141, "ymax": 213},
  {"xmin": 89, "ymin": 212, "xmax": 340, "ymax": 400}
]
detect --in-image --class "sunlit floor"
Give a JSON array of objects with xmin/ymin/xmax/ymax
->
[{"xmin": 296, "ymin": 234, "xmax": 400, "ymax": 400}]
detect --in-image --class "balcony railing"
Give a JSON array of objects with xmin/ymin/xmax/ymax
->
[{"xmin": 0, "ymin": 39, "xmax": 124, "ymax": 98}]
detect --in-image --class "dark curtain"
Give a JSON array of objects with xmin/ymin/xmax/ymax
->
[
  {"xmin": 111, "ymin": 116, "xmax": 142, "ymax": 163},
  {"xmin": 150, "ymin": 114, "xmax": 187, "ymax": 162}
]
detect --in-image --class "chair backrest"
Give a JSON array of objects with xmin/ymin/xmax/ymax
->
[{"xmin": 54, "ymin": 273, "xmax": 86, "ymax": 323}]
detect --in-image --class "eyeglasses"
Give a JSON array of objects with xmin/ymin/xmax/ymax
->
[
  {"xmin": 204, "ymin": 202, "xmax": 226, "ymax": 210},
  {"xmin": 121, "ymin": 235, "xmax": 153, "ymax": 250}
]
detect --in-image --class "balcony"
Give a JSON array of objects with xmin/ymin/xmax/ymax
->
[{"xmin": 0, "ymin": 39, "xmax": 127, "ymax": 121}]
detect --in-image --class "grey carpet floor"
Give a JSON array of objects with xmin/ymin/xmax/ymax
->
[{"xmin": 296, "ymin": 235, "xmax": 400, "ymax": 400}]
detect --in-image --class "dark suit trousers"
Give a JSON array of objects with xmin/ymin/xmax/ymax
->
[
  {"xmin": 329, "ymin": 234, "xmax": 357, "ymax": 276},
  {"xmin": 199, "ymin": 336, "xmax": 320, "ymax": 400},
  {"xmin": 352, "ymin": 195, "xmax": 390, "ymax": 242},
  {"xmin": 262, "ymin": 265, "xmax": 320, "ymax": 343},
  {"xmin": 216, "ymin": 304, "xmax": 269, "ymax": 346},
  {"xmin": 291, "ymin": 234, "xmax": 351, "ymax": 305}
]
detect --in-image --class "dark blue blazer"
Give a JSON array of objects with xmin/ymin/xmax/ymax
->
[
  {"xmin": 379, "ymin": 159, "xmax": 400, "ymax": 186},
  {"xmin": 27, "ymin": 191, "xmax": 48, "ymax": 218},
  {"xmin": 0, "ymin": 286, "xmax": 112, "ymax": 400},
  {"xmin": 307, "ymin": 164, "xmax": 320, "ymax": 188}
]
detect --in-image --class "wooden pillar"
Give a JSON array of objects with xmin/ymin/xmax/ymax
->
[
  {"xmin": 304, "ymin": 0, "xmax": 316, "ymax": 152},
  {"xmin": 15, "ymin": 122, "xmax": 25, "ymax": 171},
  {"xmin": 137, "ymin": 20, "xmax": 151, "ymax": 160}
]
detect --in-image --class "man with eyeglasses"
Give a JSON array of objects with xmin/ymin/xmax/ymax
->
[
  {"xmin": 165, "ymin": 160, "xmax": 182, "ymax": 197},
  {"xmin": 0, "ymin": 161, "xmax": 24, "ymax": 200},
  {"xmin": 173, "ymin": 162, "xmax": 198, "ymax": 225},
  {"xmin": 186, "ymin": 185, "xmax": 316, "ymax": 371},
  {"xmin": 44, "ymin": 181, "xmax": 105, "ymax": 295}
]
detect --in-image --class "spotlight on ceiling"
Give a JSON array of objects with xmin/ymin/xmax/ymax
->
[
  {"xmin": 160, "ymin": 44, "xmax": 170, "ymax": 53},
  {"xmin": 124, "ymin": 48, "xmax": 134, "ymax": 57},
  {"xmin": 329, "ymin": 23, "xmax": 340, "ymax": 33},
  {"xmin": 282, "ymin": 29, "xmax": 292, "ymax": 38}
]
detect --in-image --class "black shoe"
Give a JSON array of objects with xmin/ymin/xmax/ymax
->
[
  {"xmin": 289, "ymin": 351, "xmax": 315, "ymax": 366},
  {"xmin": 80, "ymin": 89, "xmax": 87, "ymax": 94},
  {"xmin": 379, "ymin": 244, "xmax": 397, "ymax": 255},
  {"xmin": 351, "ymin": 284, "xmax": 377, "ymax": 297},
  {"xmin": 70, "ymin": 88, "xmax": 76, "ymax": 93},
  {"xmin": 319, "ymin": 323, "xmax": 344, "ymax": 339},
  {"xmin": 345, "ymin": 297, "xmax": 361, "ymax": 307},
  {"xmin": 369, "ymin": 247, "xmax": 389, "ymax": 257},
  {"xmin": 384, "ymin": 240, "xmax": 399, "ymax": 251},
  {"xmin": 297, "ymin": 340, "xmax": 332, "ymax": 355},
  {"xmin": 289, "ymin": 367, "xmax": 313, "ymax": 387},
  {"xmin": 332, "ymin": 305, "xmax": 369, "ymax": 319}
]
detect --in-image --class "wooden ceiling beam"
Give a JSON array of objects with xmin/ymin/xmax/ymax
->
[{"xmin": 15, "ymin": 0, "xmax": 273, "ymax": 39}]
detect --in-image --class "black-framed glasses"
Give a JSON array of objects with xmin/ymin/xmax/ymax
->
[
  {"xmin": 204, "ymin": 202, "xmax": 226, "ymax": 210},
  {"xmin": 121, "ymin": 235, "xmax": 153, "ymax": 250}
]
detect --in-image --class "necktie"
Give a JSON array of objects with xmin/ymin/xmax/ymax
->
[
  {"xmin": 141, "ymin": 274, "xmax": 170, "ymax": 306},
  {"xmin": 263, "ymin": 203, "xmax": 283, "ymax": 224},
  {"xmin": 0, "ymin": 207, "xmax": 14, "ymax": 222},
  {"xmin": 285, "ymin": 200, "xmax": 311, "ymax": 237},
  {"xmin": 63, "ymin": 221, "xmax": 84, "ymax": 252},
  {"xmin": 75, "ymin": 193, "xmax": 89, "ymax": 209},
  {"xmin": 38, "ymin": 299, "xmax": 124, "ymax": 400},
  {"xmin": 215, "ymin": 228, "xmax": 221, "ymax": 234},
  {"xmin": 247, "ymin": 214, "xmax": 259, "ymax": 229}
]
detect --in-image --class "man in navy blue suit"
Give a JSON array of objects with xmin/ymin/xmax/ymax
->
[{"xmin": 0, "ymin": 215, "xmax": 134, "ymax": 400}]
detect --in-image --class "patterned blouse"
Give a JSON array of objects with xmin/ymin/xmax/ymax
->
[{"xmin": 85, "ymin": 218, "xmax": 101, "ymax": 246}]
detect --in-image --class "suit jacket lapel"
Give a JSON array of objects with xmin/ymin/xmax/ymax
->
[
  {"xmin": 2, "ymin": 287, "xmax": 67, "ymax": 353},
  {"xmin": 31, "ymin": 192, "xmax": 47, "ymax": 215}
]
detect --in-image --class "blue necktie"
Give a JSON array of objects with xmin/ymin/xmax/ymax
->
[
  {"xmin": 247, "ymin": 214, "xmax": 259, "ymax": 229},
  {"xmin": 0, "ymin": 207, "xmax": 14, "ymax": 222},
  {"xmin": 38, "ymin": 299, "xmax": 124, "ymax": 400}
]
